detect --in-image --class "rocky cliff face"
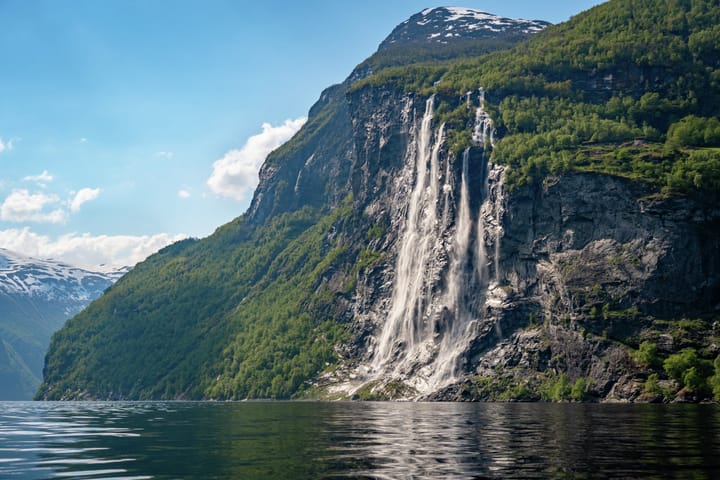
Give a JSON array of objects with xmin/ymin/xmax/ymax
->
[
  {"xmin": 317, "ymin": 84, "xmax": 720, "ymax": 401},
  {"xmin": 246, "ymin": 84, "xmax": 356, "ymax": 225},
  {"xmin": 451, "ymin": 173, "xmax": 720, "ymax": 401}
]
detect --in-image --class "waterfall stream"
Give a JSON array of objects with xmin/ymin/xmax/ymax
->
[
  {"xmin": 372, "ymin": 96, "xmax": 443, "ymax": 373},
  {"xmin": 368, "ymin": 90, "xmax": 502, "ymax": 396},
  {"xmin": 426, "ymin": 147, "xmax": 474, "ymax": 390}
]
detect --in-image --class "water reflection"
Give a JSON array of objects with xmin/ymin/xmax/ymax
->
[
  {"xmin": 324, "ymin": 403, "xmax": 720, "ymax": 479},
  {"xmin": 0, "ymin": 401, "xmax": 719, "ymax": 479},
  {"xmin": 327, "ymin": 403, "xmax": 484, "ymax": 478}
]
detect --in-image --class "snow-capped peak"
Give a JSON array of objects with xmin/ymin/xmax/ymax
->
[
  {"xmin": 381, "ymin": 6, "xmax": 550, "ymax": 49},
  {"xmin": 0, "ymin": 248, "xmax": 127, "ymax": 304}
]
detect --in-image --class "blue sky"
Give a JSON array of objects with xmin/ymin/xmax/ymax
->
[{"xmin": 0, "ymin": 0, "xmax": 604, "ymax": 269}]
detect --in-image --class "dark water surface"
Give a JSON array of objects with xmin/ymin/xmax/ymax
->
[{"xmin": 1, "ymin": 401, "xmax": 719, "ymax": 479}]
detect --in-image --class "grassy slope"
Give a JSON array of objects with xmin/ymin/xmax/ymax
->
[{"xmin": 38, "ymin": 204, "xmax": 358, "ymax": 399}]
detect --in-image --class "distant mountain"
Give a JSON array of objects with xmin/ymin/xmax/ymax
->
[
  {"xmin": 354, "ymin": 7, "xmax": 550, "ymax": 75},
  {"xmin": 0, "ymin": 249, "xmax": 124, "ymax": 399},
  {"xmin": 379, "ymin": 7, "xmax": 549, "ymax": 49}
]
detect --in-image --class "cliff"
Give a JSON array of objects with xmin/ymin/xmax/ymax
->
[{"xmin": 38, "ymin": 0, "xmax": 720, "ymax": 402}]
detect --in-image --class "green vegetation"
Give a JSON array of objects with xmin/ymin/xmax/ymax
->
[
  {"xmin": 359, "ymin": 36, "xmax": 536, "ymax": 75},
  {"xmin": 354, "ymin": 248, "xmax": 384, "ymax": 273},
  {"xmin": 710, "ymin": 356, "xmax": 720, "ymax": 400},
  {"xmin": 662, "ymin": 348, "xmax": 713, "ymax": 394},
  {"xmin": 349, "ymin": 65, "xmax": 446, "ymax": 95},
  {"xmin": 464, "ymin": 372, "xmax": 540, "ymax": 401},
  {"xmin": 541, "ymin": 373, "xmax": 572, "ymax": 401},
  {"xmin": 39, "ymin": 202, "xmax": 359, "ymax": 400},
  {"xmin": 539, "ymin": 374, "xmax": 592, "ymax": 401},
  {"xmin": 643, "ymin": 373, "xmax": 662, "ymax": 396},
  {"xmin": 667, "ymin": 115, "xmax": 720, "ymax": 148},
  {"xmin": 635, "ymin": 341, "xmax": 661, "ymax": 368},
  {"xmin": 463, "ymin": 371, "xmax": 593, "ymax": 402},
  {"xmin": 625, "ymin": 317, "xmax": 720, "ymax": 400}
]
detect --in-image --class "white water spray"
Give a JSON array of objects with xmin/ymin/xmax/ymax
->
[
  {"xmin": 372, "ymin": 96, "xmax": 444, "ymax": 373},
  {"xmin": 446, "ymin": 148, "xmax": 473, "ymax": 314},
  {"xmin": 492, "ymin": 173, "xmax": 505, "ymax": 283},
  {"xmin": 426, "ymin": 147, "xmax": 475, "ymax": 388}
]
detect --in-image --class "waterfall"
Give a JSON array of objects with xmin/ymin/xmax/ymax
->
[
  {"xmin": 365, "ymin": 89, "xmax": 504, "ymax": 396},
  {"xmin": 426, "ymin": 147, "xmax": 474, "ymax": 389},
  {"xmin": 474, "ymin": 89, "xmax": 492, "ymax": 285},
  {"xmin": 474, "ymin": 88, "xmax": 503, "ymax": 283},
  {"xmin": 441, "ymin": 152, "xmax": 453, "ymax": 230},
  {"xmin": 472, "ymin": 88, "xmax": 495, "ymax": 148},
  {"xmin": 445, "ymin": 148, "xmax": 473, "ymax": 315},
  {"xmin": 492, "ymin": 173, "xmax": 505, "ymax": 284},
  {"xmin": 372, "ymin": 96, "xmax": 444, "ymax": 373},
  {"xmin": 428, "ymin": 91, "xmax": 499, "ymax": 389}
]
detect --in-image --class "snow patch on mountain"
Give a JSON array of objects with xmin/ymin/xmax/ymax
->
[
  {"xmin": 0, "ymin": 248, "xmax": 126, "ymax": 305},
  {"xmin": 383, "ymin": 6, "xmax": 550, "ymax": 49}
]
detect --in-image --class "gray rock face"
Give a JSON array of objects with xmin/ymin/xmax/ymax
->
[
  {"xmin": 456, "ymin": 174, "xmax": 720, "ymax": 401},
  {"xmin": 246, "ymin": 83, "xmax": 356, "ymax": 225},
  {"xmin": 503, "ymin": 174, "xmax": 719, "ymax": 319}
]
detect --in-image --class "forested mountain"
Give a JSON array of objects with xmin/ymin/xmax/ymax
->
[
  {"xmin": 39, "ymin": 0, "xmax": 720, "ymax": 402},
  {"xmin": 0, "ymin": 249, "xmax": 122, "ymax": 399}
]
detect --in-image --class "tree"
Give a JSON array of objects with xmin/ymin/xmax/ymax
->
[{"xmin": 636, "ymin": 341, "xmax": 660, "ymax": 368}]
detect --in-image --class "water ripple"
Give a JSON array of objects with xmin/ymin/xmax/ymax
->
[
  {"xmin": 0, "ymin": 402, "xmax": 149, "ymax": 479},
  {"xmin": 1, "ymin": 401, "xmax": 719, "ymax": 479}
]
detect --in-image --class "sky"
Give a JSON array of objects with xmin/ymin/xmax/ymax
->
[{"xmin": 0, "ymin": 0, "xmax": 605, "ymax": 270}]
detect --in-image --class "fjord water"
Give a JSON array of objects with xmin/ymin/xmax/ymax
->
[{"xmin": 1, "ymin": 402, "xmax": 719, "ymax": 479}]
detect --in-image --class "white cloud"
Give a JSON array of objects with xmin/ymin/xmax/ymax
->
[
  {"xmin": 80, "ymin": 137, "xmax": 88, "ymax": 143},
  {"xmin": 0, "ymin": 189, "xmax": 66, "ymax": 223},
  {"xmin": 0, "ymin": 138, "xmax": 13, "ymax": 154},
  {"xmin": 0, "ymin": 186, "xmax": 101, "ymax": 223},
  {"xmin": 178, "ymin": 189, "xmax": 191, "ymax": 199},
  {"xmin": 156, "ymin": 151, "xmax": 175, "ymax": 159},
  {"xmin": 70, "ymin": 187, "xmax": 101, "ymax": 212},
  {"xmin": 23, "ymin": 170, "xmax": 54, "ymax": 184},
  {"xmin": 0, "ymin": 227, "xmax": 188, "ymax": 270},
  {"xmin": 207, "ymin": 117, "xmax": 306, "ymax": 201}
]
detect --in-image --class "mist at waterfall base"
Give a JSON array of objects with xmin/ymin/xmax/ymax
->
[{"xmin": 2, "ymin": 401, "xmax": 719, "ymax": 479}]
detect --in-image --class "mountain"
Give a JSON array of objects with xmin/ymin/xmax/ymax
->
[
  {"xmin": 39, "ymin": 0, "xmax": 720, "ymax": 402},
  {"xmin": 0, "ymin": 249, "xmax": 123, "ymax": 399},
  {"xmin": 379, "ymin": 7, "xmax": 549, "ymax": 49}
]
